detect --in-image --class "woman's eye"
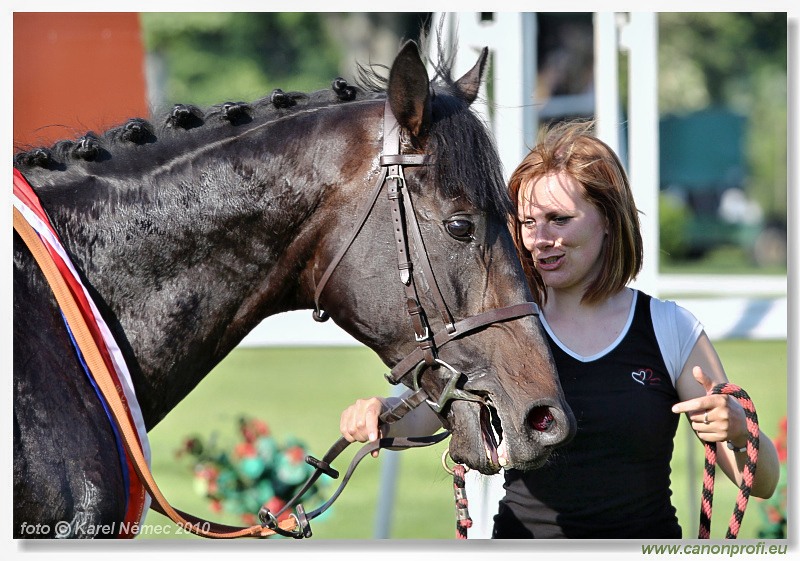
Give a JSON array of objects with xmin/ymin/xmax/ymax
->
[
  {"xmin": 553, "ymin": 216, "xmax": 570, "ymax": 225},
  {"xmin": 522, "ymin": 219, "xmax": 535, "ymax": 229},
  {"xmin": 445, "ymin": 218, "xmax": 475, "ymax": 241}
]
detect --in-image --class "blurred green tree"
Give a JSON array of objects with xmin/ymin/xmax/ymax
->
[
  {"xmin": 658, "ymin": 13, "xmax": 787, "ymax": 223},
  {"xmin": 140, "ymin": 13, "xmax": 430, "ymax": 111},
  {"xmin": 140, "ymin": 13, "xmax": 344, "ymax": 109}
]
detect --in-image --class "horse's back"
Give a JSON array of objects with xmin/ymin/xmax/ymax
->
[{"xmin": 13, "ymin": 235, "xmax": 125, "ymax": 538}]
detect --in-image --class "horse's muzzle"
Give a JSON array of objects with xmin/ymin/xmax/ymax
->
[{"xmin": 446, "ymin": 396, "xmax": 575, "ymax": 474}]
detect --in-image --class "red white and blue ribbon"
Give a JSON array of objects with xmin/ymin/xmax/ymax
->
[{"xmin": 13, "ymin": 169, "xmax": 151, "ymax": 537}]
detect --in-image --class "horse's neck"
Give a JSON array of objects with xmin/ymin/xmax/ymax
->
[{"xmin": 38, "ymin": 124, "xmax": 361, "ymax": 425}]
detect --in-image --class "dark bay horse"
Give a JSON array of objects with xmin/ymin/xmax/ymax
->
[{"xmin": 13, "ymin": 40, "xmax": 574, "ymax": 538}]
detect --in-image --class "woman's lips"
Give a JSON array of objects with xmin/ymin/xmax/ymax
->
[{"xmin": 536, "ymin": 254, "xmax": 563, "ymax": 270}]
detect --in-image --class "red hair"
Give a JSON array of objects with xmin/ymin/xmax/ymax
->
[{"xmin": 508, "ymin": 120, "xmax": 643, "ymax": 305}]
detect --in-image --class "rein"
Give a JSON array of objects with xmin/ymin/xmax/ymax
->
[
  {"xmin": 698, "ymin": 383, "xmax": 760, "ymax": 539},
  {"xmin": 264, "ymin": 391, "xmax": 450, "ymax": 538}
]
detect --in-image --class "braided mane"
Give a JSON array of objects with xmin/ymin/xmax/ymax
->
[{"xmin": 13, "ymin": 79, "xmax": 376, "ymax": 171}]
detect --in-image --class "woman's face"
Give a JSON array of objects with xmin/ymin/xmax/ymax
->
[{"xmin": 518, "ymin": 172, "xmax": 608, "ymax": 295}]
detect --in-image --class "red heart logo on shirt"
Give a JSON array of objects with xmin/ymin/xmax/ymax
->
[{"xmin": 631, "ymin": 368, "xmax": 660, "ymax": 385}]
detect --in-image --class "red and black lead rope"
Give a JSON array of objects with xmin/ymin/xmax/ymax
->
[
  {"xmin": 443, "ymin": 450, "xmax": 473, "ymax": 539},
  {"xmin": 452, "ymin": 464, "xmax": 473, "ymax": 539},
  {"xmin": 699, "ymin": 383, "xmax": 760, "ymax": 539}
]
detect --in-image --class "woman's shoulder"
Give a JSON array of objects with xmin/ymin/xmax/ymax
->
[
  {"xmin": 641, "ymin": 291, "xmax": 702, "ymax": 331},
  {"xmin": 636, "ymin": 290, "xmax": 705, "ymax": 385}
]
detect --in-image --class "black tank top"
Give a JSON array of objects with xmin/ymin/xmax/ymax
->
[{"xmin": 493, "ymin": 291, "xmax": 682, "ymax": 538}]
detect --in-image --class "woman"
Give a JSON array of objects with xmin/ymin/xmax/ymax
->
[{"xmin": 339, "ymin": 120, "xmax": 779, "ymax": 538}]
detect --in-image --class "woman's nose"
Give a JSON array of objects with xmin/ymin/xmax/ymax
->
[{"xmin": 534, "ymin": 223, "xmax": 554, "ymax": 248}]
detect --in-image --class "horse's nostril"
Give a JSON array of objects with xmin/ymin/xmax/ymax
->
[{"xmin": 528, "ymin": 406, "xmax": 555, "ymax": 432}]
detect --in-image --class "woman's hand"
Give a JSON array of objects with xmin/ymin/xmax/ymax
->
[
  {"xmin": 672, "ymin": 366, "xmax": 748, "ymax": 447},
  {"xmin": 339, "ymin": 397, "xmax": 387, "ymax": 458}
]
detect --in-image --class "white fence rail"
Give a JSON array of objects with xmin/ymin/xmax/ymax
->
[{"xmin": 239, "ymin": 275, "xmax": 787, "ymax": 348}]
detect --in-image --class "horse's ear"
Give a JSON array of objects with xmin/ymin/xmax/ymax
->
[
  {"xmin": 388, "ymin": 40, "xmax": 431, "ymax": 138},
  {"xmin": 454, "ymin": 47, "xmax": 489, "ymax": 105}
]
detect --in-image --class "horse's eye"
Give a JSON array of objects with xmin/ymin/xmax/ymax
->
[{"xmin": 445, "ymin": 218, "xmax": 475, "ymax": 241}]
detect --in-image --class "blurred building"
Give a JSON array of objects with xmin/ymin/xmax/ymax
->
[{"xmin": 13, "ymin": 13, "xmax": 148, "ymax": 149}]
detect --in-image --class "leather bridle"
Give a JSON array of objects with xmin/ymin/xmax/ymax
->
[
  {"xmin": 256, "ymin": 99, "xmax": 544, "ymax": 538},
  {"xmin": 312, "ymin": 99, "xmax": 539, "ymax": 412}
]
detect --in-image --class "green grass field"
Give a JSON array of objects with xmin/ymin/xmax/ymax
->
[{"xmin": 142, "ymin": 339, "xmax": 787, "ymax": 540}]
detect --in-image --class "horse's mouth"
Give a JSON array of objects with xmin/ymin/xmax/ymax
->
[{"xmin": 480, "ymin": 400, "xmax": 505, "ymax": 470}]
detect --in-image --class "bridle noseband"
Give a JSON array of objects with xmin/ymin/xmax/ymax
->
[{"xmin": 312, "ymin": 99, "xmax": 539, "ymax": 409}]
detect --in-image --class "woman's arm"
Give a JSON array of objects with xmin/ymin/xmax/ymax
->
[{"xmin": 671, "ymin": 332, "xmax": 780, "ymax": 498}]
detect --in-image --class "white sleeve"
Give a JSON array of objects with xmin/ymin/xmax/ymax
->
[
  {"xmin": 464, "ymin": 471, "xmax": 506, "ymax": 538},
  {"xmin": 650, "ymin": 296, "xmax": 704, "ymax": 387}
]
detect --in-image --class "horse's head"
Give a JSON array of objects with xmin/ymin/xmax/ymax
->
[{"xmin": 310, "ymin": 41, "xmax": 575, "ymax": 474}]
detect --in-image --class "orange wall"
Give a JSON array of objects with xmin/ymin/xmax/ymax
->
[{"xmin": 13, "ymin": 13, "xmax": 148, "ymax": 150}]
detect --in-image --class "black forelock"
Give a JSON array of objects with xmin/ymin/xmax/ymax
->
[{"xmin": 427, "ymin": 92, "xmax": 512, "ymax": 219}]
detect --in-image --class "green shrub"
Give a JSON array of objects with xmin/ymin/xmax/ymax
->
[{"xmin": 659, "ymin": 192, "xmax": 691, "ymax": 261}]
